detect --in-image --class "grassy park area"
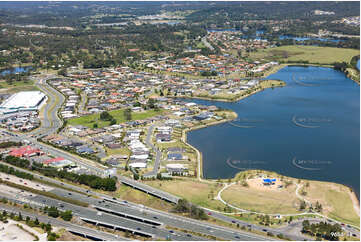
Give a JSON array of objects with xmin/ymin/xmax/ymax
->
[
  {"xmin": 142, "ymin": 170, "xmax": 359, "ymax": 227},
  {"xmin": 222, "ymin": 182, "xmax": 300, "ymax": 214},
  {"xmin": 249, "ymin": 45, "xmax": 359, "ymax": 65},
  {"xmin": 0, "ymin": 80, "xmax": 37, "ymax": 93},
  {"xmin": 143, "ymin": 178, "xmax": 227, "ymax": 211},
  {"xmin": 68, "ymin": 109, "xmax": 164, "ymax": 128},
  {"xmin": 303, "ymin": 180, "xmax": 360, "ymax": 227}
]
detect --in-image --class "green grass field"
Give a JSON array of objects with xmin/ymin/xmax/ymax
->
[
  {"xmin": 0, "ymin": 79, "xmax": 36, "ymax": 93},
  {"xmin": 221, "ymin": 183, "xmax": 300, "ymax": 214},
  {"xmin": 68, "ymin": 109, "xmax": 164, "ymax": 128},
  {"xmin": 144, "ymin": 178, "xmax": 227, "ymax": 211},
  {"xmin": 249, "ymin": 45, "xmax": 359, "ymax": 65},
  {"xmin": 304, "ymin": 181, "xmax": 360, "ymax": 227}
]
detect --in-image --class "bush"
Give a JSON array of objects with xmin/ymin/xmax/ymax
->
[
  {"xmin": 173, "ymin": 199, "xmax": 208, "ymax": 220},
  {"xmin": 60, "ymin": 210, "xmax": 72, "ymax": 221},
  {"xmin": 46, "ymin": 207, "xmax": 59, "ymax": 218},
  {"xmin": 3, "ymin": 155, "xmax": 116, "ymax": 191}
]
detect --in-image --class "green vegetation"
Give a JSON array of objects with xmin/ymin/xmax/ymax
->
[
  {"xmin": 68, "ymin": 108, "xmax": 164, "ymax": 128},
  {"xmin": 2, "ymin": 155, "xmax": 116, "ymax": 192},
  {"xmin": 249, "ymin": 46, "xmax": 359, "ymax": 65},
  {"xmin": 221, "ymin": 182, "xmax": 300, "ymax": 214},
  {"xmin": 302, "ymin": 221, "xmax": 342, "ymax": 241},
  {"xmin": 0, "ymin": 163, "xmax": 34, "ymax": 180},
  {"xmin": 0, "ymin": 141, "xmax": 22, "ymax": 148},
  {"xmin": 0, "ymin": 209, "xmax": 56, "ymax": 240},
  {"xmin": 44, "ymin": 206, "xmax": 73, "ymax": 221},
  {"xmin": 143, "ymin": 179, "xmax": 227, "ymax": 211},
  {"xmin": 303, "ymin": 180, "xmax": 360, "ymax": 227},
  {"xmin": 0, "ymin": 79, "xmax": 34, "ymax": 90},
  {"xmin": 172, "ymin": 198, "xmax": 208, "ymax": 220}
]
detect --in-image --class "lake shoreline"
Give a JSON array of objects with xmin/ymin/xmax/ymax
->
[{"xmin": 182, "ymin": 64, "xmax": 359, "ymax": 203}]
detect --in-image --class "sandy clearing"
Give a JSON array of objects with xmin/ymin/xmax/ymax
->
[{"xmin": 0, "ymin": 222, "xmax": 35, "ymax": 241}]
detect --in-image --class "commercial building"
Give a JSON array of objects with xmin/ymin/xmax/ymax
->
[{"xmin": 0, "ymin": 91, "xmax": 46, "ymax": 113}]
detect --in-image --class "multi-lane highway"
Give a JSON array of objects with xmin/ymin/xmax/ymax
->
[
  {"xmin": 0, "ymin": 203, "xmax": 127, "ymax": 241},
  {"xmin": 2, "ymin": 73, "xmax": 356, "ymax": 241},
  {"xmin": 0, "ymin": 161, "xmax": 273, "ymax": 241}
]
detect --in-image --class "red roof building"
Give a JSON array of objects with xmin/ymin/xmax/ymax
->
[
  {"xmin": 9, "ymin": 146, "xmax": 43, "ymax": 157},
  {"xmin": 44, "ymin": 157, "xmax": 64, "ymax": 165}
]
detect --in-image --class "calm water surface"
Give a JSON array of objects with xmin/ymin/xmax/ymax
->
[
  {"xmin": 0, "ymin": 66, "xmax": 33, "ymax": 75},
  {"xmin": 186, "ymin": 66, "xmax": 360, "ymax": 196}
]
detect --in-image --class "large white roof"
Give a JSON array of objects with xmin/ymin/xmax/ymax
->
[{"xmin": 0, "ymin": 91, "xmax": 46, "ymax": 109}]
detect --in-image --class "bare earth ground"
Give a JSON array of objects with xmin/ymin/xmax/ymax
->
[
  {"xmin": 0, "ymin": 221, "xmax": 35, "ymax": 241},
  {"xmin": 349, "ymin": 191, "xmax": 360, "ymax": 216}
]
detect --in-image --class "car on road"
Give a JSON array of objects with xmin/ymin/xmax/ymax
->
[
  {"xmin": 232, "ymin": 220, "xmax": 236, "ymax": 223},
  {"xmin": 262, "ymin": 229, "xmax": 267, "ymax": 232},
  {"xmin": 169, "ymin": 230, "xmax": 174, "ymax": 234},
  {"xmin": 137, "ymin": 227, "xmax": 141, "ymax": 230},
  {"xmin": 68, "ymin": 193, "xmax": 72, "ymax": 195},
  {"xmin": 153, "ymin": 216, "xmax": 158, "ymax": 219},
  {"xmin": 208, "ymin": 212, "xmax": 212, "ymax": 215},
  {"xmin": 235, "ymin": 235, "xmax": 240, "ymax": 239},
  {"xmin": 186, "ymin": 234, "xmax": 192, "ymax": 237}
]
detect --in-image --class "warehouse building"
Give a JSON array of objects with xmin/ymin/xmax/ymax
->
[{"xmin": 0, "ymin": 91, "xmax": 46, "ymax": 113}]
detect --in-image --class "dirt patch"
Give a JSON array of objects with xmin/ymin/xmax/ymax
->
[
  {"xmin": 0, "ymin": 223, "xmax": 35, "ymax": 241},
  {"xmin": 246, "ymin": 177, "xmax": 293, "ymax": 192},
  {"xmin": 349, "ymin": 190, "xmax": 360, "ymax": 216},
  {"xmin": 57, "ymin": 230, "xmax": 91, "ymax": 241}
]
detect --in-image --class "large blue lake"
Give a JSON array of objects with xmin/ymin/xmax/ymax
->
[{"xmin": 186, "ymin": 66, "xmax": 360, "ymax": 195}]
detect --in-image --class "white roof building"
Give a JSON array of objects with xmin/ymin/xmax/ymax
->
[
  {"xmin": 129, "ymin": 162, "xmax": 147, "ymax": 168},
  {"xmin": 0, "ymin": 91, "xmax": 46, "ymax": 111}
]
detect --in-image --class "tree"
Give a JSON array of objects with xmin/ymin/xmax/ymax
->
[
  {"xmin": 93, "ymin": 123, "xmax": 98, "ymax": 129},
  {"xmin": 57, "ymin": 68, "xmax": 67, "ymax": 76},
  {"xmin": 299, "ymin": 200, "xmax": 306, "ymax": 210},
  {"xmin": 147, "ymin": 98, "xmax": 156, "ymax": 109},
  {"xmin": 100, "ymin": 111, "xmax": 113, "ymax": 121},
  {"xmin": 47, "ymin": 207, "xmax": 59, "ymax": 218},
  {"xmin": 18, "ymin": 212, "xmax": 23, "ymax": 221},
  {"xmin": 45, "ymin": 223, "xmax": 52, "ymax": 233},
  {"xmin": 60, "ymin": 210, "xmax": 72, "ymax": 221},
  {"xmin": 315, "ymin": 201, "xmax": 323, "ymax": 212},
  {"xmin": 110, "ymin": 118, "xmax": 117, "ymax": 125},
  {"xmin": 124, "ymin": 108, "xmax": 132, "ymax": 121}
]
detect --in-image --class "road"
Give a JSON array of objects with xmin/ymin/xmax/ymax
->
[
  {"xmin": 28, "ymin": 76, "xmax": 65, "ymax": 139},
  {"xmin": 0, "ymin": 162, "xmax": 274, "ymax": 241},
  {"xmin": 78, "ymin": 91, "xmax": 87, "ymax": 114},
  {"xmin": 143, "ymin": 124, "xmax": 161, "ymax": 177},
  {"xmin": 0, "ymin": 204, "xmax": 128, "ymax": 241},
  {"xmin": 202, "ymin": 36, "xmax": 214, "ymax": 50},
  {"xmin": 117, "ymin": 175, "xmax": 180, "ymax": 204},
  {"xmin": 0, "ymin": 190, "xmax": 205, "ymax": 241},
  {"xmin": 2, "ymin": 73, "xmax": 357, "ymax": 240}
]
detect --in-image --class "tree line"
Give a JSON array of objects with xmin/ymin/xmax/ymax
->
[{"xmin": 1, "ymin": 155, "xmax": 117, "ymax": 191}]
